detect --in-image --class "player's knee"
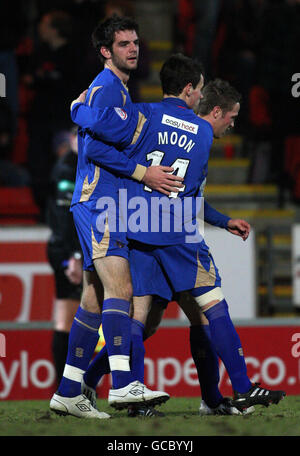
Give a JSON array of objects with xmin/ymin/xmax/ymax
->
[
  {"xmin": 80, "ymin": 286, "xmax": 101, "ymax": 313},
  {"xmin": 192, "ymin": 287, "xmax": 224, "ymax": 311},
  {"xmin": 202, "ymin": 299, "xmax": 229, "ymax": 320},
  {"xmin": 105, "ymin": 280, "xmax": 133, "ymax": 301},
  {"xmin": 116, "ymin": 282, "xmax": 133, "ymax": 301},
  {"xmin": 122, "ymin": 281, "xmax": 133, "ymax": 301}
]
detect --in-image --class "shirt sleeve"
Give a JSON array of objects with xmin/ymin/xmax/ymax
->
[
  {"xmin": 204, "ymin": 200, "xmax": 231, "ymax": 229},
  {"xmin": 71, "ymin": 102, "xmax": 141, "ymax": 148},
  {"xmin": 84, "ymin": 134, "xmax": 147, "ymax": 181}
]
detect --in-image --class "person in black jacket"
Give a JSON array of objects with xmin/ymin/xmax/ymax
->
[
  {"xmin": 25, "ymin": 10, "xmax": 83, "ymax": 220},
  {"xmin": 47, "ymin": 126, "xmax": 83, "ymax": 386}
]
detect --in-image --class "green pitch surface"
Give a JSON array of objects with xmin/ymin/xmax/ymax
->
[{"xmin": 0, "ymin": 396, "xmax": 299, "ymax": 437}]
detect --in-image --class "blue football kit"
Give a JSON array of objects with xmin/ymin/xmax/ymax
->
[
  {"xmin": 58, "ymin": 67, "xmax": 160, "ymax": 395},
  {"xmin": 71, "ymin": 97, "xmax": 230, "ymax": 300},
  {"xmin": 71, "ymin": 68, "xmax": 148, "ymax": 270},
  {"xmin": 68, "ymin": 87, "xmax": 263, "ymax": 406}
]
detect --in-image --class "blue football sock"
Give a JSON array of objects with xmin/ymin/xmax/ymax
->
[
  {"xmin": 58, "ymin": 307, "xmax": 102, "ymax": 397},
  {"xmin": 83, "ymin": 317, "xmax": 146, "ymax": 388},
  {"xmin": 130, "ymin": 319, "xmax": 145, "ymax": 383},
  {"xmin": 204, "ymin": 300, "xmax": 252, "ymax": 394},
  {"xmin": 190, "ymin": 324, "xmax": 223, "ymax": 408},
  {"xmin": 101, "ymin": 298, "xmax": 134, "ymax": 389},
  {"xmin": 83, "ymin": 344, "xmax": 110, "ymax": 390}
]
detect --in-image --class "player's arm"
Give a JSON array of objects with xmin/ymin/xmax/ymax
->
[
  {"xmin": 71, "ymin": 97, "xmax": 140, "ymax": 148},
  {"xmin": 204, "ymin": 200, "xmax": 250, "ymax": 241},
  {"xmin": 84, "ymin": 134, "xmax": 183, "ymax": 196},
  {"xmin": 72, "ymin": 92, "xmax": 184, "ymax": 195}
]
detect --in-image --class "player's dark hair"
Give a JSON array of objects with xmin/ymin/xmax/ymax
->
[
  {"xmin": 198, "ymin": 79, "xmax": 241, "ymax": 116},
  {"xmin": 159, "ymin": 54, "xmax": 204, "ymax": 96},
  {"xmin": 92, "ymin": 14, "xmax": 139, "ymax": 62}
]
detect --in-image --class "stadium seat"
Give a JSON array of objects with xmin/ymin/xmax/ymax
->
[{"xmin": 0, "ymin": 186, "xmax": 40, "ymax": 225}]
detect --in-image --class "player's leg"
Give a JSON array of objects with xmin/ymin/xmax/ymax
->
[
  {"xmin": 191, "ymin": 282, "xmax": 286, "ymax": 411},
  {"xmin": 47, "ymin": 242, "xmax": 81, "ymax": 386},
  {"xmin": 82, "ymin": 293, "xmax": 169, "ymax": 416},
  {"xmin": 50, "ymin": 202, "xmax": 110, "ymax": 419},
  {"xmin": 82, "ymin": 294, "xmax": 153, "ymax": 391},
  {"xmin": 128, "ymin": 242, "xmax": 172, "ymax": 390},
  {"xmin": 92, "ymin": 254, "xmax": 169, "ymax": 409},
  {"xmin": 50, "ymin": 269, "xmax": 110, "ymax": 418},
  {"xmin": 93, "ymin": 254, "xmax": 134, "ymax": 390},
  {"xmin": 144, "ymin": 297, "xmax": 167, "ymax": 339},
  {"xmin": 157, "ymin": 243, "xmax": 252, "ymax": 395},
  {"xmin": 81, "ymin": 242, "xmax": 169, "ymax": 410},
  {"xmin": 130, "ymin": 294, "xmax": 152, "ymax": 384},
  {"xmin": 178, "ymin": 293, "xmax": 223, "ymax": 410},
  {"xmin": 57, "ymin": 269, "xmax": 104, "ymax": 394},
  {"xmin": 156, "ymin": 242, "xmax": 285, "ymax": 411},
  {"xmin": 126, "ymin": 296, "xmax": 168, "ymax": 418},
  {"xmin": 52, "ymin": 298, "xmax": 79, "ymax": 385}
]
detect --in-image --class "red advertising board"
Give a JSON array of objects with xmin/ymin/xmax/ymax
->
[
  {"xmin": 0, "ymin": 228, "xmax": 182, "ymax": 322},
  {"xmin": 1, "ymin": 326, "xmax": 300, "ymax": 401}
]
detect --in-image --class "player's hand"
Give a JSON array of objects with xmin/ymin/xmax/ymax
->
[
  {"xmin": 65, "ymin": 257, "xmax": 83, "ymax": 284},
  {"xmin": 227, "ymin": 218, "xmax": 251, "ymax": 241},
  {"xmin": 142, "ymin": 166, "xmax": 184, "ymax": 196},
  {"xmin": 70, "ymin": 89, "xmax": 88, "ymax": 110}
]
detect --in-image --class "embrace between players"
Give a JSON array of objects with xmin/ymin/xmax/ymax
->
[{"xmin": 50, "ymin": 14, "xmax": 285, "ymax": 419}]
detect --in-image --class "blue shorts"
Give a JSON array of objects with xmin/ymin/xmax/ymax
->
[
  {"xmin": 129, "ymin": 240, "xmax": 221, "ymax": 301},
  {"xmin": 72, "ymin": 201, "xmax": 129, "ymax": 271}
]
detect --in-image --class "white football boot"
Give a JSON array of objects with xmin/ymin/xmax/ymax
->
[
  {"xmin": 81, "ymin": 379, "xmax": 98, "ymax": 409},
  {"xmin": 108, "ymin": 380, "xmax": 170, "ymax": 410},
  {"xmin": 199, "ymin": 398, "xmax": 255, "ymax": 416},
  {"xmin": 50, "ymin": 393, "xmax": 110, "ymax": 419}
]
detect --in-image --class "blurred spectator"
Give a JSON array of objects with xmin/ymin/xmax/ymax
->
[
  {"xmin": 193, "ymin": 0, "xmax": 221, "ymax": 79},
  {"xmin": 0, "ymin": 0, "xmax": 26, "ymax": 135},
  {"xmin": 0, "ymin": 98, "xmax": 31, "ymax": 187},
  {"xmin": 176, "ymin": 0, "xmax": 221, "ymax": 79},
  {"xmin": 256, "ymin": 0, "xmax": 300, "ymax": 201},
  {"xmin": 33, "ymin": 0, "xmax": 106, "ymax": 85},
  {"xmin": 24, "ymin": 10, "xmax": 82, "ymax": 219},
  {"xmin": 46, "ymin": 126, "xmax": 82, "ymax": 385},
  {"xmin": 214, "ymin": 0, "xmax": 268, "ymax": 132}
]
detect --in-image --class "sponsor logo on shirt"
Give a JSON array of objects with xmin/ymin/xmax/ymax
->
[
  {"xmin": 161, "ymin": 114, "xmax": 198, "ymax": 134},
  {"xmin": 114, "ymin": 107, "xmax": 128, "ymax": 120}
]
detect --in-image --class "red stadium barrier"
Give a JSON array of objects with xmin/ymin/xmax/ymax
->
[{"xmin": 1, "ymin": 326, "xmax": 299, "ymax": 400}]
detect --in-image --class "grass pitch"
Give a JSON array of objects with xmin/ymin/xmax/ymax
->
[{"xmin": 0, "ymin": 396, "xmax": 299, "ymax": 437}]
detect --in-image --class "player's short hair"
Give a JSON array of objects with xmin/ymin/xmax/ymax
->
[
  {"xmin": 198, "ymin": 79, "xmax": 241, "ymax": 116},
  {"xmin": 92, "ymin": 14, "xmax": 139, "ymax": 62},
  {"xmin": 159, "ymin": 54, "xmax": 204, "ymax": 96}
]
